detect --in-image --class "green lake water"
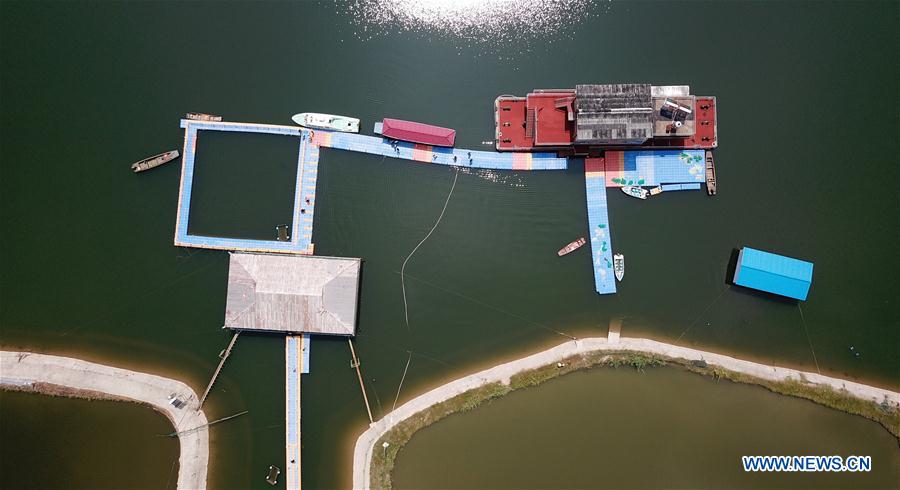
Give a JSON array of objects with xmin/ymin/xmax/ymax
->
[
  {"xmin": 393, "ymin": 368, "xmax": 900, "ymax": 489},
  {"xmin": 1, "ymin": 1, "xmax": 897, "ymax": 488},
  {"xmin": 0, "ymin": 391, "xmax": 178, "ymax": 489}
]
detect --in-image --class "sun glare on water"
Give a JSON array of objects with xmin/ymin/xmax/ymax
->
[{"xmin": 342, "ymin": 0, "xmax": 604, "ymax": 55}]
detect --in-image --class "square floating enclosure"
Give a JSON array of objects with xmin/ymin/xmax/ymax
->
[{"xmin": 174, "ymin": 119, "xmax": 318, "ymax": 254}]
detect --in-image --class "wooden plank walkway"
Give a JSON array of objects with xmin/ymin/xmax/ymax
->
[{"xmin": 199, "ymin": 331, "xmax": 240, "ymax": 407}]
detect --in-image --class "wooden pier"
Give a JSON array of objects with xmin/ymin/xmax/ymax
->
[
  {"xmin": 348, "ymin": 338, "xmax": 374, "ymax": 424},
  {"xmin": 199, "ymin": 331, "xmax": 240, "ymax": 407}
]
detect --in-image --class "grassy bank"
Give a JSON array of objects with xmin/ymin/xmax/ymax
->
[{"xmin": 368, "ymin": 351, "xmax": 899, "ymax": 489}]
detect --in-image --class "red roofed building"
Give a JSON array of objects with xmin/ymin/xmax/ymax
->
[{"xmin": 381, "ymin": 118, "xmax": 456, "ymax": 147}]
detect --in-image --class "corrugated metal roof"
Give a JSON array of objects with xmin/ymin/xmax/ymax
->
[
  {"xmin": 733, "ymin": 247, "xmax": 814, "ymax": 301},
  {"xmin": 574, "ymin": 84, "xmax": 654, "ymax": 144},
  {"xmin": 224, "ymin": 253, "xmax": 361, "ymax": 335}
]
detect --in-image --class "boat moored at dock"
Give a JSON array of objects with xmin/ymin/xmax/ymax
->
[
  {"xmin": 131, "ymin": 150, "xmax": 180, "ymax": 173},
  {"xmin": 614, "ymin": 254, "xmax": 625, "ymax": 281},
  {"xmin": 186, "ymin": 112, "xmax": 223, "ymax": 121},
  {"xmin": 292, "ymin": 112, "xmax": 360, "ymax": 133},
  {"xmin": 705, "ymin": 150, "xmax": 717, "ymax": 195},
  {"xmin": 557, "ymin": 237, "xmax": 587, "ymax": 256},
  {"xmin": 621, "ymin": 186, "xmax": 649, "ymax": 200}
]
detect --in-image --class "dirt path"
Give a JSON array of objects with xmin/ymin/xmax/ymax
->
[{"xmin": 352, "ymin": 336, "xmax": 899, "ymax": 489}]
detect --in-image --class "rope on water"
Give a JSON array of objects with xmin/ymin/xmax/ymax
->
[
  {"xmin": 399, "ymin": 271, "xmax": 577, "ymax": 341},
  {"xmin": 673, "ymin": 287, "xmax": 727, "ymax": 345},
  {"xmin": 391, "ymin": 351, "xmax": 412, "ymax": 412},
  {"xmin": 401, "ymin": 167, "xmax": 460, "ymax": 329},
  {"xmin": 798, "ymin": 304, "xmax": 821, "ymax": 375}
]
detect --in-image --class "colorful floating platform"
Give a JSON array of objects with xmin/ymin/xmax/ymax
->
[
  {"xmin": 175, "ymin": 120, "xmax": 709, "ymax": 297},
  {"xmin": 174, "ymin": 119, "xmax": 567, "ymax": 257},
  {"xmin": 584, "ymin": 150, "xmax": 709, "ymax": 294}
]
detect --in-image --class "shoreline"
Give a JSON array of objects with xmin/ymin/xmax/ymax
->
[
  {"xmin": 352, "ymin": 336, "xmax": 900, "ymax": 489},
  {"xmin": 0, "ymin": 351, "xmax": 209, "ymax": 490}
]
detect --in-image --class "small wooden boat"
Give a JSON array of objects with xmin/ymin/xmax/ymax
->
[
  {"xmin": 621, "ymin": 185, "xmax": 649, "ymax": 200},
  {"xmin": 131, "ymin": 150, "xmax": 179, "ymax": 173},
  {"xmin": 705, "ymin": 150, "xmax": 717, "ymax": 196},
  {"xmin": 276, "ymin": 224, "xmax": 290, "ymax": 242},
  {"xmin": 557, "ymin": 237, "xmax": 587, "ymax": 256},
  {"xmin": 613, "ymin": 253, "xmax": 625, "ymax": 281},
  {"xmin": 186, "ymin": 112, "xmax": 223, "ymax": 121},
  {"xmin": 649, "ymin": 185, "xmax": 663, "ymax": 196},
  {"xmin": 265, "ymin": 465, "xmax": 280, "ymax": 486}
]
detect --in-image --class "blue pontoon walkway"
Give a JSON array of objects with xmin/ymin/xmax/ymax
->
[
  {"xmin": 585, "ymin": 158, "xmax": 616, "ymax": 294},
  {"xmin": 313, "ymin": 131, "xmax": 567, "ymax": 171},
  {"xmin": 174, "ymin": 120, "xmax": 567, "ymax": 256},
  {"xmin": 285, "ymin": 334, "xmax": 309, "ymax": 490},
  {"xmin": 584, "ymin": 151, "xmax": 708, "ymax": 295},
  {"xmin": 175, "ymin": 120, "xmax": 319, "ymax": 254}
]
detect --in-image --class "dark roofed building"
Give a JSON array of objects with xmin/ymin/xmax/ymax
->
[{"xmin": 574, "ymin": 84, "xmax": 654, "ymax": 145}]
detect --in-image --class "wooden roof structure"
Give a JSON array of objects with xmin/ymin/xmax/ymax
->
[{"xmin": 223, "ymin": 253, "xmax": 361, "ymax": 335}]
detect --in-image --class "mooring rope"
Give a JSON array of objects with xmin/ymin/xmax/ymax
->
[
  {"xmin": 400, "ymin": 167, "xmax": 460, "ymax": 329},
  {"xmin": 798, "ymin": 304, "xmax": 821, "ymax": 374},
  {"xmin": 673, "ymin": 287, "xmax": 727, "ymax": 345},
  {"xmin": 398, "ymin": 271, "xmax": 577, "ymax": 341},
  {"xmin": 391, "ymin": 351, "xmax": 413, "ymax": 412}
]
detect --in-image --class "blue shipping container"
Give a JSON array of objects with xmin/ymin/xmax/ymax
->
[{"xmin": 733, "ymin": 247, "xmax": 814, "ymax": 301}]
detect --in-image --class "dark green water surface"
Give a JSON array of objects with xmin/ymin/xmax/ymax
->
[{"xmin": 1, "ymin": 1, "xmax": 897, "ymax": 489}]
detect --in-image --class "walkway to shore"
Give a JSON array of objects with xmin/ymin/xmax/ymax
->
[
  {"xmin": 0, "ymin": 351, "xmax": 208, "ymax": 490},
  {"xmin": 352, "ymin": 336, "xmax": 899, "ymax": 489}
]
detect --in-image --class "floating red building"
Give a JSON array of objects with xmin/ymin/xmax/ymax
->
[{"xmin": 495, "ymin": 84, "xmax": 717, "ymax": 156}]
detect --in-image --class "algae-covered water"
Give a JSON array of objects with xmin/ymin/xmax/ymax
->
[{"xmin": 1, "ymin": 1, "xmax": 897, "ymax": 488}]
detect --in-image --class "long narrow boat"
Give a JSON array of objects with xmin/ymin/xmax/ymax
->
[
  {"xmin": 186, "ymin": 112, "xmax": 223, "ymax": 121},
  {"xmin": 292, "ymin": 112, "xmax": 360, "ymax": 133},
  {"xmin": 621, "ymin": 185, "xmax": 649, "ymax": 200},
  {"xmin": 131, "ymin": 150, "xmax": 180, "ymax": 173},
  {"xmin": 705, "ymin": 150, "xmax": 717, "ymax": 195},
  {"xmin": 557, "ymin": 237, "xmax": 587, "ymax": 256},
  {"xmin": 614, "ymin": 253, "xmax": 625, "ymax": 281}
]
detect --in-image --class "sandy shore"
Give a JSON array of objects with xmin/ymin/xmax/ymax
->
[
  {"xmin": 352, "ymin": 336, "xmax": 900, "ymax": 489},
  {"xmin": 0, "ymin": 351, "xmax": 208, "ymax": 490}
]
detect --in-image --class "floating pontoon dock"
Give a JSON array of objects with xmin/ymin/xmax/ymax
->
[
  {"xmin": 175, "ymin": 119, "xmax": 567, "ymax": 256},
  {"xmin": 584, "ymin": 150, "xmax": 709, "ymax": 294},
  {"xmin": 585, "ymin": 158, "xmax": 616, "ymax": 294},
  {"xmin": 318, "ymin": 128, "xmax": 567, "ymax": 171},
  {"xmin": 285, "ymin": 334, "xmax": 308, "ymax": 490},
  {"xmin": 175, "ymin": 120, "xmax": 319, "ymax": 255}
]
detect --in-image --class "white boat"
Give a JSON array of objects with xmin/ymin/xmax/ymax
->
[
  {"xmin": 291, "ymin": 112, "xmax": 359, "ymax": 133},
  {"xmin": 621, "ymin": 185, "xmax": 649, "ymax": 200},
  {"xmin": 613, "ymin": 253, "xmax": 625, "ymax": 281}
]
